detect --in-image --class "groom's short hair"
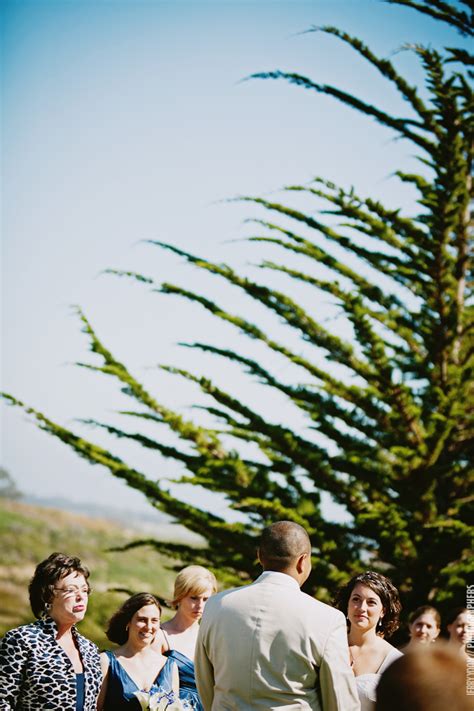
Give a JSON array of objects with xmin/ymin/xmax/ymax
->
[{"xmin": 258, "ymin": 521, "xmax": 311, "ymax": 570}]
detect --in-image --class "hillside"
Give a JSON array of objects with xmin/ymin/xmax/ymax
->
[{"xmin": 0, "ymin": 498, "xmax": 191, "ymax": 647}]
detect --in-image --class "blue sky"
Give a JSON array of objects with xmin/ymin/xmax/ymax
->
[{"xmin": 1, "ymin": 0, "xmax": 467, "ymax": 520}]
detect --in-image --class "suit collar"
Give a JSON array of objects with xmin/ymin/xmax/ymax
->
[
  {"xmin": 256, "ymin": 570, "xmax": 300, "ymax": 590},
  {"xmin": 39, "ymin": 613, "xmax": 81, "ymax": 642}
]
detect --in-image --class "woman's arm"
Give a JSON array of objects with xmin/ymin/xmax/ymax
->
[
  {"xmin": 171, "ymin": 660, "xmax": 179, "ymax": 697},
  {"xmin": 96, "ymin": 653, "xmax": 110, "ymax": 711},
  {"xmin": 0, "ymin": 629, "xmax": 27, "ymax": 710},
  {"xmin": 152, "ymin": 627, "xmax": 169, "ymax": 654}
]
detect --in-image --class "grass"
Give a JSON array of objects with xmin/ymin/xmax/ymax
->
[{"xmin": 0, "ymin": 497, "xmax": 183, "ymax": 648}]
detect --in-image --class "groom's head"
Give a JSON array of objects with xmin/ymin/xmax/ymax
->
[{"xmin": 258, "ymin": 521, "xmax": 312, "ymax": 586}]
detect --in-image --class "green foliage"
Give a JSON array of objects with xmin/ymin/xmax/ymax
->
[
  {"xmin": 0, "ymin": 468, "xmax": 21, "ymax": 499},
  {"xmin": 0, "ymin": 499, "xmax": 182, "ymax": 646},
  {"xmin": 2, "ymin": 0, "xmax": 473, "ymax": 610}
]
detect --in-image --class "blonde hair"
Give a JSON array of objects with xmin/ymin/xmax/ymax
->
[{"xmin": 171, "ymin": 565, "xmax": 217, "ymax": 608}]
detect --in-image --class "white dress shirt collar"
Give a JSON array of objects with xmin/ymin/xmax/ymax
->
[{"xmin": 256, "ymin": 570, "xmax": 300, "ymax": 590}]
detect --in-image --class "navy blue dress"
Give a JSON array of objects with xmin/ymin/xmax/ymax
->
[
  {"xmin": 76, "ymin": 673, "xmax": 85, "ymax": 711},
  {"xmin": 165, "ymin": 649, "xmax": 203, "ymax": 711},
  {"xmin": 102, "ymin": 651, "xmax": 177, "ymax": 710}
]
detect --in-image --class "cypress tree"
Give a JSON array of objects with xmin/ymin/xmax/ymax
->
[{"xmin": 2, "ymin": 0, "xmax": 472, "ymax": 606}]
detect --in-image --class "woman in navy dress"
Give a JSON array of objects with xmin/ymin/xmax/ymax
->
[
  {"xmin": 98, "ymin": 593, "xmax": 178, "ymax": 710},
  {"xmin": 159, "ymin": 567, "xmax": 217, "ymax": 711}
]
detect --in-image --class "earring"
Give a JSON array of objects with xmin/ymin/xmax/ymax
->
[
  {"xmin": 44, "ymin": 602, "xmax": 51, "ymax": 613},
  {"xmin": 376, "ymin": 618, "xmax": 383, "ymax": 633}
]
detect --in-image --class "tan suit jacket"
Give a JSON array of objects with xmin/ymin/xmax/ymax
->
[{"xmin": 195, "ymin": 571, "xmax": 360, "ymax": 711}]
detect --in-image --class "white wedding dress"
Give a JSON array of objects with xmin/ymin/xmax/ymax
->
[{"xmin": 355, "ymin": 646, "xmax": 403, "ymax": 711}]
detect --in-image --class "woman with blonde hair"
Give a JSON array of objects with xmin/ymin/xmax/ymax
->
[{"xmin": 159, "ymin": 565, "xmax": 217, "ymax": 711}]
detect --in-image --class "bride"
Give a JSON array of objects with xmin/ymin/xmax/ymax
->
[{"xmin": 334, "ymin": 571, "xmax": 402, "ymax": 711}]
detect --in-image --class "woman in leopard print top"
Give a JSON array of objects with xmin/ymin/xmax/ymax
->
[{"xmin": 0, "ymin": 552, "xmax": 102, "ymax": 710}]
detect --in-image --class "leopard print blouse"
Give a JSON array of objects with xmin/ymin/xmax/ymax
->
[{"xmin": 0, "ymin": 614, "xmax": 102, "ymax": 710}]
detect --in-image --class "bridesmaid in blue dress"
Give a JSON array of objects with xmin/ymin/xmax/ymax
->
[
  {"xmin": 159, "ymin": 567, "xmax": 217, "ymax": 711},
  {"xmin": 98, "ymin": 593, "xmax": 179, "ymax": 710}
]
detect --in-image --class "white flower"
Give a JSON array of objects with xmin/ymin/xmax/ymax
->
[
  {"xmin": 134, "ymin": 690, "xmax": 153, "ymax": 710},
  {"xmin": 149, "ymin": 696, "xmax": 168, "ymax": 711},
  {"xmin": 133, "ymin": 689, "xmax": 185, "ymax": 711},
  {"xmin": 156, "ymin": 695, "xmax": 186, "ymax": 711}
]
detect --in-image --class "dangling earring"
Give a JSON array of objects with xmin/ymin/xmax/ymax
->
[
  {"xmin": 376, "ymin": 618, "xmax": 383, "ymax": 633},
  {"xmin": 44, "ymin": 602, "xmax": 51, "ymax": 613}
]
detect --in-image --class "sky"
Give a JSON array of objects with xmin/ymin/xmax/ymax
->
[{"xmin": 1, "ymin": 0, "xmax": 468, "ymax": 521}]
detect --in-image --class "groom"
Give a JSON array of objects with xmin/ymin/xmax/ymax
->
[{"xmin": 195, "ymin": 521, "xmax": 359, "ymax": 710}]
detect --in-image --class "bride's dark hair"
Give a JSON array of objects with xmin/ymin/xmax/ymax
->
[{"xmin": 334, "ymin": 571, "xmax": 402, "ymax": 638}]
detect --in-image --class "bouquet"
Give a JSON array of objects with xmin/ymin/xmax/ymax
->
[{"xmin": 134, "ymin": 689, "xmax": 191, "ymax": 711}]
